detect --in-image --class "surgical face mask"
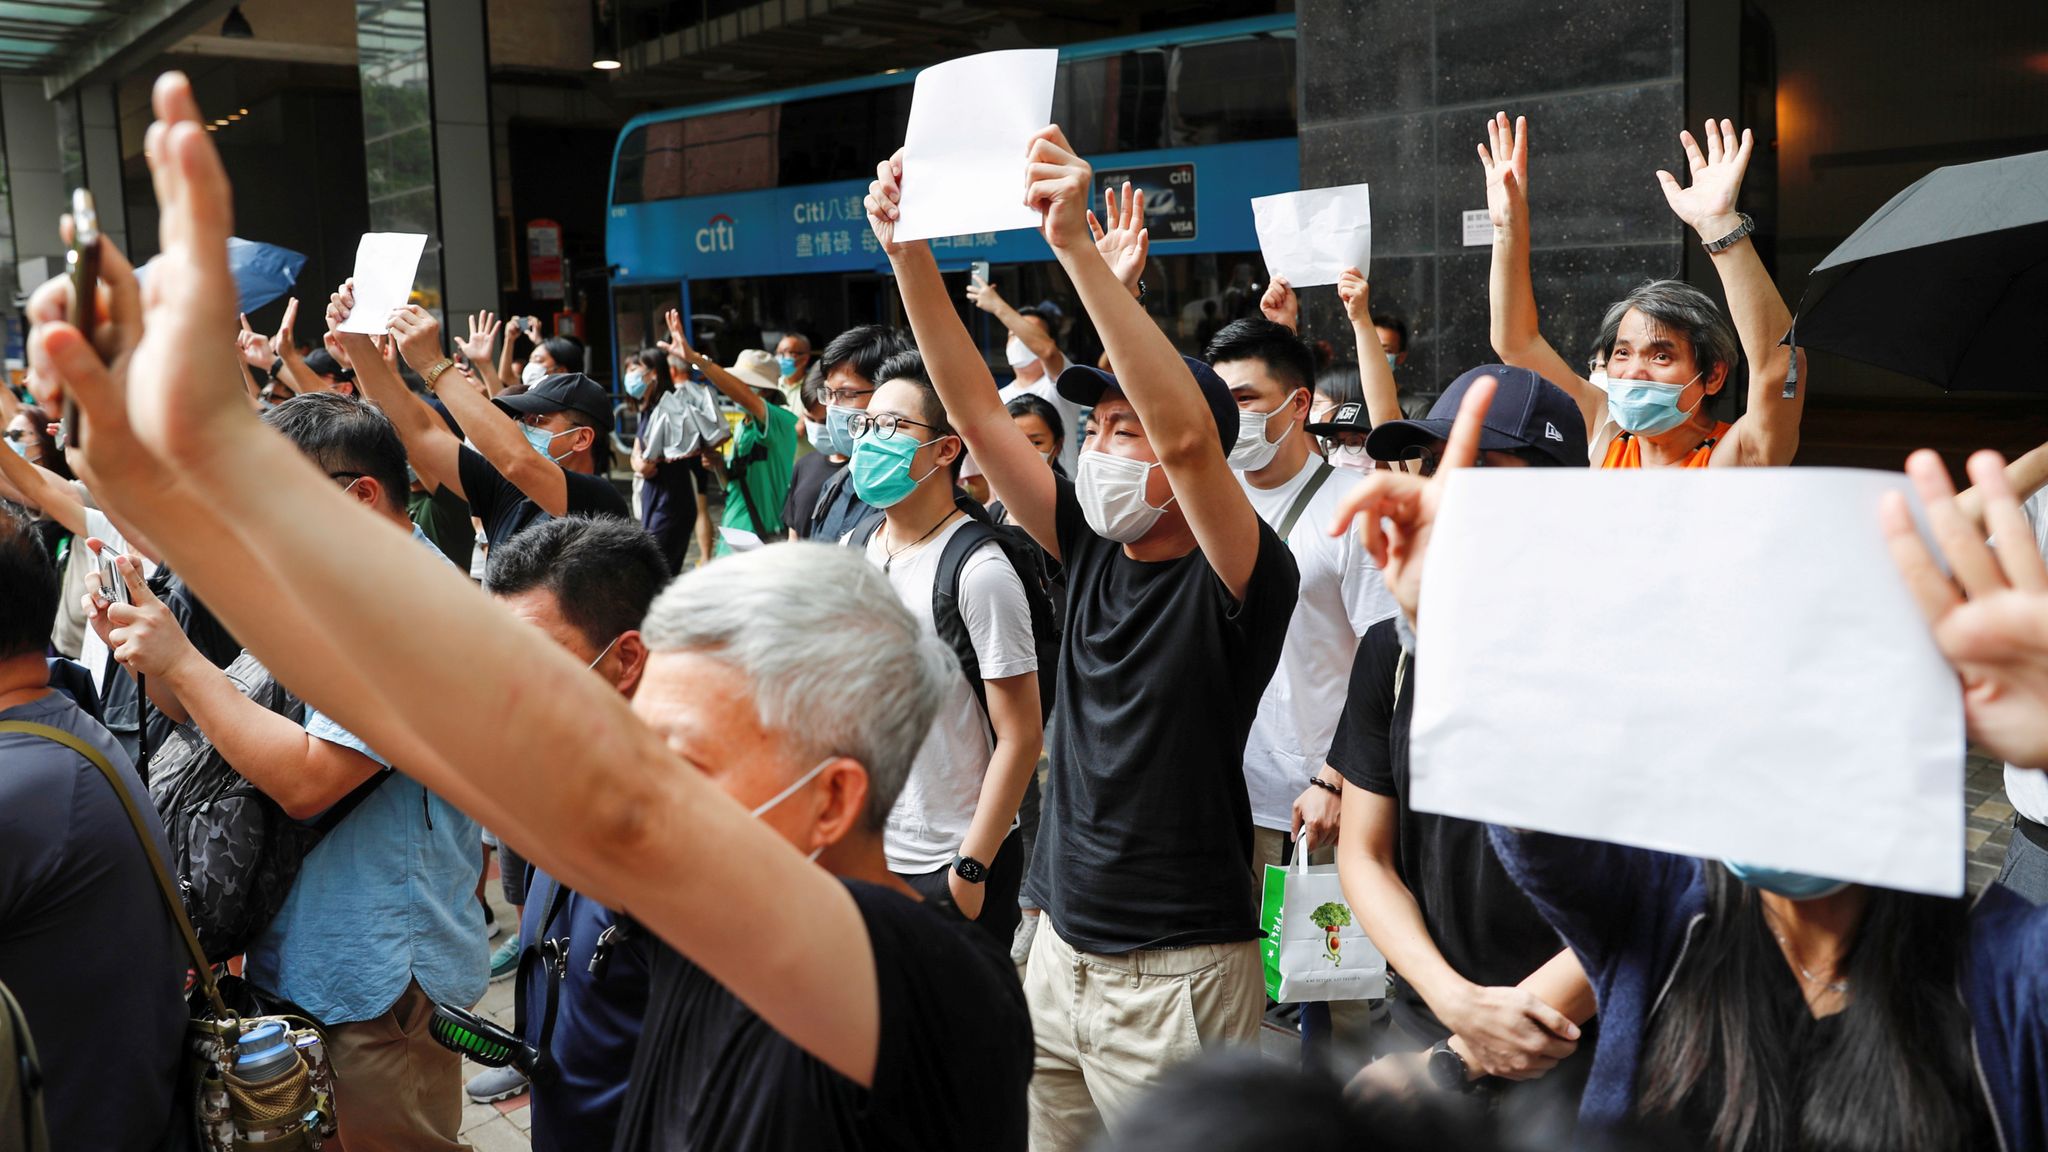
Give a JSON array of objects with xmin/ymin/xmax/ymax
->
[
  {"xmin": 1722, "ymin": 860, "xmax": 1851, "ymax": 901},
  {"xmin": 624, "ymin": 370, "xmax": 648, "ymax": 399},
  {"xmin": 1597, "ymin": 370, "xmax": 1703, "ymax": 437},
  {"xmin": 1386, "ymin": 353, "xmax": 1400, "ymax": 370},
  {"xmin": 1005, "ymin": 337, "xmax": 1037, "ymax": 371},
  {"xmin": 805, "ymin": 418, "xmax": 835, "ymax": 455},
  {"xmin": 1227, "ymin": 390, "xmax": 1303, "ymax": 472},
  {"xmin": 521, "ymin": 358, "xmax": 548, "ymax": 387},
  {"xmin": 850, "ymin": 429, "xmax": 951, "ymax": 509},
  {"xmin": 751, "ymin": 756, "xmax": 837, "ymax": 861},
  {"xmin": 1075, "ymin": 449, "xmax": 1174, "ymax": 543},
  {"xmin": 7, "ymin": 437, "xmax": 30, "ymax": 460},
  {"xmin": 1327, "ymin": 443, "xmax": 1373, "ymax": 472},
  {"xmin": 522, "ymin": 422, "xmax": 576, "ymax": 462},
  {"xmin": 1041, "ymin": 448, "xmax": 1058, "ymax": 467},
  {"xmin": 823, "ymin": 404, "xmax": 859, "ymax": 457},
  {"xmin": 777, "ymin": 354, "xmax": 799, "ymax": 379}
]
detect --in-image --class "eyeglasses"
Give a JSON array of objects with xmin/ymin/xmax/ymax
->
[
  {"xmin": 2, "ymin": 428, "xmax": 27, "ymax": 442},
  {"xmin": 823, "ymin": 385, "xmax": 875, "ymax": 406},
  {"xmin": 846, "ymin": 411, "xmax": 935, "ymax": 441}
]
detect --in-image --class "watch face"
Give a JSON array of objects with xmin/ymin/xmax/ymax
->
[
  {"xmin": 1427, "ymin": 1045, "xmax": 1467, "ymax": 1091},
  {"xmin": 953, "ymin": 856, "xmax": 987, "ymax": 883}
]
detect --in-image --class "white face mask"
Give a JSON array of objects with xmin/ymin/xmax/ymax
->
[
  {"xmin": 1076, "ymin": 449, "xmax": 1174, "ymax": 543},
  {"xmin": 1041, "ymin": 448, "xmax": 1058, "ymax": 467},
  {"xmin": 1327, "ymin": 443, "xmax": 1373, "ymax": 472},
  {"xmin": 751, "ymin": 756, "xmax": 836, "ymax": 862},
  {"xmin": 805, "ymin": 418, "xmax": 834, "ymax": 454},
  {"xmin": 1227, "ymin": 390, "xmax": 1302, "ymax": 472},
  {"xmin": 521, "ymin": 358, "xmax": 548, "ymax": 387},
  {"xmin": 1005, "ymin": 337, "xmax": 1037, "ymax": 371}
]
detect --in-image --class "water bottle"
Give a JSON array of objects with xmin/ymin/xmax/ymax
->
[{"xmin": 229, "ymin": 1020, "xmax": 317, "ymax": 1149}]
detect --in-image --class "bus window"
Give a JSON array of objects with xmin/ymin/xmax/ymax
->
[
  {"xmin": 1169, "ymin": 37, "xmax": 1296, "ymax": 146},
  {"xmin": 777, "ymin": 86, "xmax": 914, "ymax": 186}
]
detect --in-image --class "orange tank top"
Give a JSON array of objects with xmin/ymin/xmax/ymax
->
[{"xmin": 1600, "ymin": 423, "xmax": 1732, "ymax": 469}]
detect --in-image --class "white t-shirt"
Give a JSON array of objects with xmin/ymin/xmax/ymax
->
[
  {"xmin": 2006, "ymin": 493, "xmax": 2048, "ymax": 824},
  {"xmin": 999, "ymin": 351, "xmax": 1085, "ymax": 477},
  {"xmin": 1237, "ymin": 456, "xmax": 1397, "ymax": 831},
  {"xmin": 78, "ymin": 506, "xmax": 160, "ymax": 695},
  {"xmin": 863, "ymin": 515, "xmax": 1037, "ymax": 872}
]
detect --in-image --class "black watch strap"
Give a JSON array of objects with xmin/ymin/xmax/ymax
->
[{"xmin": 1426, "ymin": 1041, "xmax": 1473, "ymax": 1093}]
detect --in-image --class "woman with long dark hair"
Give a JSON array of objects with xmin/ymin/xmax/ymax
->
[{"xmin": 627, "ymin": 346, "xmax": 703, "ymax": 574}]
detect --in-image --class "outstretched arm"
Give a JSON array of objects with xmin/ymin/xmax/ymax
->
[
  {"xmin": 35, "ymin": 71, "xmax": 890, "ymax": 1091},
  {"xmin": 658, "ymin": 309, "xmax": 767, "ymax": 426},
  {"xmin": 868, "ymin": 152, "xmax": 1059, "ymax": 558},
  {"xmin": 1027, "ymin": 127, "xmax": 1263, "ymax": 598},
  {"xmin": 329, "ymin": 290, "xmax": 465, "ymax": 498},
  {"xmin": 1659, "ymin": 120, "xmax": 1803, "ymax": 466},
  {"xmin": 391, "ymin": 304, "xmax": 572, "ymax": 515},
  {"xmin": 455, "ymin": 310, "xmax": 506, "ymax": 395},
  {"xmin": 1339, "ymin": 268, "xmax": 1408, "ymax": 438},
  {"xmin": 1480, "ymin": 114, "xmax": 1599, "ymax": 433},
  {"xmin": 0, "ymin": 434, "xmax": 86, "ymax": 535},
  {"xmin": 1956, "ymin": 438, "xmax": 2048, "ymax": 532}
]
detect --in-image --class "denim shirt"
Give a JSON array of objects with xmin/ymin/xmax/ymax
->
[{"xmin": 244, "ymin": 526, "xmax": 487, "ymax": 1024}]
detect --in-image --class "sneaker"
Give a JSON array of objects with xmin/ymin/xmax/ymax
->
[
  {"xmin": 465, "ymin": 1062, "xmax": 528, "ymax": 1104},
  {"xmin": 488, "ymin": 936, "xmax": 521, "ymax": 983}
]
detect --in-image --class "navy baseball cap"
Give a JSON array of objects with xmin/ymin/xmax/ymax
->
[
  {"xmin": 493, "ymin": 373, "xmax": 613, "ymax": 433},
  {"xmin": 1055, "ymin": 356, "xmax": 1238, "ymax": 455},
  {"xmin": 1365, "ymin": 365, "xmax": 1586, "ymax": 467}
]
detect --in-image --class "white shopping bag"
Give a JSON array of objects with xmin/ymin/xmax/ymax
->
[{"xmin": 1258, "ymin": 835, "xmax": 1386, "ymax": 1003}]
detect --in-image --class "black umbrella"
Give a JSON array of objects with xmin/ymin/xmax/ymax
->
[{"xmin": 1789, "ymin": 149, "xmax": 2048, "ymax": 391}]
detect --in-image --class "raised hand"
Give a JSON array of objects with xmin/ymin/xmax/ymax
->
[
  {"xmin": 1337, "ymin": 268, "xmax": 1372, "ymax": 328},
  {"xmin": 1087, "ymin": 181, "xmax": 1149, "ymax": 296},
  {"xmin": 269, "ymin": 298, "xmax": 299, "ymax": 361},
  {"xmin": 1886, "ymin": 448, "xmax": 2048, "ymax": 770},
  {"xmin": 863, "ymin": 149, "xmax": 922, "ymax": 260},
  {"xmin": 458, "ymin": 309, "xmax": 499, "ymax": 364},
  {"xmin": 1022, "ymin": 126, "xmax": 1095, "ymax": 254},
  {"xmin": 1328, "ymin": 376, "xmax": 1498, "ymax": 622},
  {"xmin": 656, "ymin": 306, "xmax": 697, "ymax": 365},
  {"xmin": 236, "ymin": 314, "xmax": 270, "ymax": 369},
  {"xmin": 1260, "ymin": 275, "xmax": 1299, "ymax": 333},
  {"xmin": 1657, "ymin": 118, "xmax": 1751, "ymax": 238},
  {"xmin": 1477, "ymin": 112, "xmax": 1529, "ymax": 232},
  {"xmin": 388, "ymin": 304, "xmax": 446, "ymax": 377},
  {"xmin": 964, "ymin": 275, "xmax": 1004, "ymax": 314}
]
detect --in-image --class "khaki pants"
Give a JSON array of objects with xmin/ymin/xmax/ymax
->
[
  {"xmin": 325, "ymin": 981, "xmax": 469, "ymax": 1152},
  {"xmin": 1250, "ymin": 826, "xmax": 1333, "ymax": 876},
  {"xmin": 1024, "ymin": 923, "xmax": 1262, "ymax": 1152}
]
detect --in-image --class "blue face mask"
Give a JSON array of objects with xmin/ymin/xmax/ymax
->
[
  {"xmin": 1598, "ymin": 371, "xmax": 1702, "ymax": 437},
  {"xmin": 8, "ymin": 437, "xmax": 31, "ymax": 459},
  {"xmin": 777, "ymin": 354, "xmax": 799, "ymax": 379},
  {"xmin": 522, "ymin": 422, "xmax": 575, "ymax": 462},
  {"xmin": 1722, "ymin": 860, "xmax": 1851, "ymax": 901},
  {"xmin": 805, "ymin": 418, "xmax": 834, "ymax": 455},
  {"xmin": 1385, "ymin": 353, "xmax": 1400, "ymax": 370},
  {"xmin": 624, "ymin": 370, "xmax": 648, "ymax": 399},
  {"xmin": 849, "ymin": 430, "xmax": 950, "ymax": 509},
  {"xmin": 823, "ymin": 404, "xmax": 859, "ymax": 457}
]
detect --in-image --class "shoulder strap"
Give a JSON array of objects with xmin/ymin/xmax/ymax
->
[
  {"xmin": 0, "ymin": 978, "xmax": 48, "ymax": 1152},
  {"xmin": 310, "ymin": 768, "xmax": 394, "ymax": 835},
  {"xmin": 1277, "ymin": 460, "xmax": 1336, "ymax": 540},
  {"xmin": 932, "ymin": 520, "xmax": 1003, "ymax": 723},
  {"xmin": 0, "ymin": 720, "xmax": 226, "ymax": 1017},
  {"xmin": 849, "ymin": 512, "xmax": 887, "ymax": 550}
]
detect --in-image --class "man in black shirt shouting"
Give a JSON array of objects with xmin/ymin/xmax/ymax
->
[{"xmin": 865, "ymin": 133, "xmax": 1299, "ymax": 1149}]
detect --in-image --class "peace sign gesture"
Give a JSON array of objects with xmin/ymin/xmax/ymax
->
[{"xmin": 1327, "ymin": 376, "xmax": 1498, "ymax": 624}]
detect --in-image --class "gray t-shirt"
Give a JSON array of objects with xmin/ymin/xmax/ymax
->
[{"xmin": 0, "ymin": 691, "xmax": 188, "ymax": 1150}]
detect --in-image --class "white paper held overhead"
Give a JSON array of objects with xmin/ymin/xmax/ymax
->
[
  {"xmin": 894, "ymin": 49, "xmax": 1059, "ymax": 244},
  {"xmin": 1250, "ymin": 184, "xmax": 1372, "ymax": 288},
  {"xmin": 338, "ymin": 233, "xmax": 428, "ymax": 335},
  {"xmin": 719, "ymin": 527, "xmax": 766, "ymax": 553},
  {"xmin": 1408, "ymin": 469, "xmax": 1965, "ymax": 897}
]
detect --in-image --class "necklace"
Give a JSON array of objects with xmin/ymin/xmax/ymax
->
[
  {"xmin": 1771, "ymin": 930, "xmax": 1850, "ymax": 994},
  {"xmin": 883, "ymin": 509, "xmax": 955, "ymax": 574}
]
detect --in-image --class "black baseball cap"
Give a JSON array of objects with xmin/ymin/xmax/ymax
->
[
  {"xmin": 493, "ymin": 373, "xmax": 613, "ymax": 433},
  {"xmin": 1055, "ymin": 356, "xmax": 1238, "ymax": 455},
  {"xmin": 303, "ymin": 347, "xmax": 353, "ymax": 383},
  {"xmin": 1305, "ymin": 401, "xmax": 1369, "ymax": 438},
  {"xmin": 1365, "ymin": 365, "xmax": 1586, "ymax": 468}
]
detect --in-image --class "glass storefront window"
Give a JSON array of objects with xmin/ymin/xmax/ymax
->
[{"xmin": 356, "ymin": 0, "xmax": 441, "ymax": 307}]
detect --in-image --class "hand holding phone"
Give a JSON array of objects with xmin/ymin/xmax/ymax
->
[
  {"xmin": 60, "ymin": 189, "xmax": 101, "ymax": 451},
  {"xmin": 93, "ymin": 545, "xmax": 129, "ymax": 608}
]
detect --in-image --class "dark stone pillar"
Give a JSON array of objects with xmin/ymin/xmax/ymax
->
[{"xmin": 1295, "ymin": 0, "xmax": 1690, "ymax": 407}]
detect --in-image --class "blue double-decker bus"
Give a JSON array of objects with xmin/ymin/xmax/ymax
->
[{"xmin": 604, "ymin": 14, "xmax": 1300, "ymax": 379}]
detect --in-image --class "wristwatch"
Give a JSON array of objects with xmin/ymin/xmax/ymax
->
[
  {"xmin": 1426, "ymin": 1040, "xmax": 1473, "ymax": 1092},
  {"xmin": 950, "ymin": 854, "xmax": 988, "ymax": 884},
  {"xmin": 1702, "ymin": 212, "xmax": 1756, "ymax": 255},
  {"xmin": 422, "ymin": 356, "xmax": 457, "ymax": 387}
]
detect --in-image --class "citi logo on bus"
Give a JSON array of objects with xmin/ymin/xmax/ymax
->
[{"xmin": 696, "ymin": 214, "xmax": 737, "ymax": 253}]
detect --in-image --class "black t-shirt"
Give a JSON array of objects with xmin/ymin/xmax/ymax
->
[
  {"xmin": 457, "ymin": 444, "xmax": 630, "ymax": 551},
  {"xmin": 1327, "ymin": 618, "xmax": 1566, "ymax": 1039},
  {"xmin": 784, "ymin": 452, "xmax": 845, "ymax": 540},
  {"xmin": 0, "ymin": 692, "xmax": 189, "ymax": 1152},
  {"xmin": 1024, "ymin": 477, "xmax": 1299, "ymax": 954},
  {"xmin": 613, "ymin": 880, "xmax": 1031, "ymax": 1152}
]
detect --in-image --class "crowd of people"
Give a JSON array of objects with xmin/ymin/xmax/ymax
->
[{"xmin": 2, "ymin": 71, "xmax": 2046, "ymax": 1152}]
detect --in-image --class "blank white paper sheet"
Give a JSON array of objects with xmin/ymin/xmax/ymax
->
[
  {"xmin": 1250, "ymin": 184, "xmax": 1372, "ymax": 288},
  {"xmin": 894, "ymin": 50, "xmax": 1059, "ymax": 244},
  {"xmin": 1408, "ymin": 468, "xmax": 1965, "ymax": 896},
  {"xmin": 338, "ymin": 233, "xmax": 428, "ymax": 335}
]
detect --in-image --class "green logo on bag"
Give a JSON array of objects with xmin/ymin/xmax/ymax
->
[{"xmin": 1310, "ymin": 902, "xmax": 1352, "ymax": 965}]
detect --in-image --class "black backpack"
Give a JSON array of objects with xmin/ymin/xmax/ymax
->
[
  {"xmin": 0, "ymin": 979, "xmax": 46, "ymax": 1152},
  {"xmin": 854, "ymin": 498, "xmax": 1061, "ymax": 725},
  {"xmin": 145, "ymin": 651, "xmax": 389, "ymax": 964}
]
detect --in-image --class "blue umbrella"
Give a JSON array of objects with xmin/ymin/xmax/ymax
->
[{"xmin": 135, "ymin": 237, "xmax": 305, "ymax": 314}]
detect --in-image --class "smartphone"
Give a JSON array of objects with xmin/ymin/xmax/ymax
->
[
  {"xmin": 60, "ymin": 189, "xmax": 100, "ymax": 451},
  {"xmin": 970, "ymin": 260, "xmax": 991, "ymax": 286},
  {"xmin": 94, "ymin": 546, "xmax": 128, "ymax": 608}
]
